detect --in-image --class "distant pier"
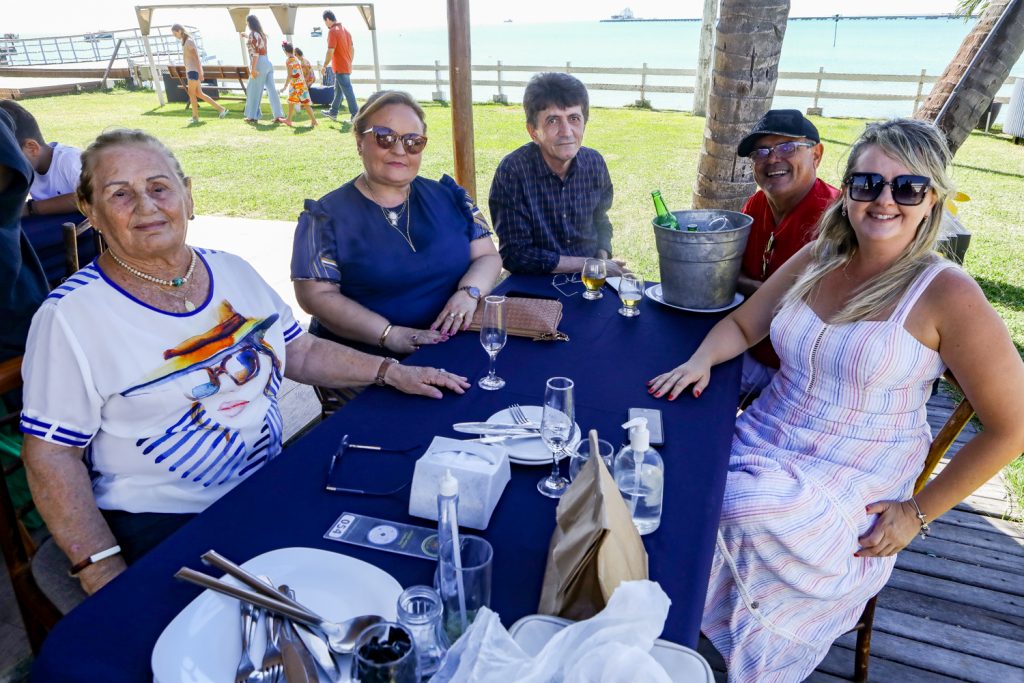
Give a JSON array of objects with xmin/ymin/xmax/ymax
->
[{"xmin": 599, "ymin": 14, "xmax": 967, "ymax": 23}]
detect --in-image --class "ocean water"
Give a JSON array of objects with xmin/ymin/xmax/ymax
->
[{"xmin": 18, "ymin": 16, "xmax": 1024, "ymax": 120}]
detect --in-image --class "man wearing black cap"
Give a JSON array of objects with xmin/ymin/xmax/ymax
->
[{"xmin": 736, "ymin": 109, "xmax": 839, "ymax": 396}]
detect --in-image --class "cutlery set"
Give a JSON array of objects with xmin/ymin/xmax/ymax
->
[{"xmin": 176, "ymin": 550, "xmax": 385, "ymax": 682}]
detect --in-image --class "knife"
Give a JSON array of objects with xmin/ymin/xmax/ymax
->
[
  {"xmin": 452, "ymin": 422, "xmax": 539, "ymax": 435},
  {"xmin": 293, "ymin": 622, "xmax": 339, "ymax": 680},
  {"xmin": 279, "ymin": 585, "xmax": 320, "ymax": 683}
]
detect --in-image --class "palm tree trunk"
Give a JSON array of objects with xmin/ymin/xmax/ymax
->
[
  {"xmin": 693, "ymin": 0, "xmax": 719, "ymax": 118},
  {"xmin": 692, "ymin": 0, "xmax": 791, "ymax": 211},
  {"xmin": 915, "ymin": 0, "xmax": 1024, "ymax": 153}
]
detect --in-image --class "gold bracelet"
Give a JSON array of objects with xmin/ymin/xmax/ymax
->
[
  {"xmin": 378, "ymin": 323, "xmax": 393, "ymax": 348},
  {"xmin": 907, "ymin": 496, "xmax": 930, "ymax": 539}
]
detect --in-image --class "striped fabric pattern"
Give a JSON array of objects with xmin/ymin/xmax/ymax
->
[{"xmin": 702, "ymin": 261, "xmax": 954, "ymax": 682}]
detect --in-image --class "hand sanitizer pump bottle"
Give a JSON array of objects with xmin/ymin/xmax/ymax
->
[{"xmin": 613, "ymin": 417, "xmax": 664, "ymax": 535}]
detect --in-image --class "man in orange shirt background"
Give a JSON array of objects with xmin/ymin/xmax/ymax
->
[{"xmin": 321, "ymin": 9, "xmax": 358, "ymax": 121}]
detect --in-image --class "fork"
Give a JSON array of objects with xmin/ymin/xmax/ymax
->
[
  {"xmin": 234, "ymin": 601, "xmax": 258, "ymax": 683},
  {"xmin": 255, "ymin": 575, "xmax": 284, "ymax": 683},
  {"xmin": 509, "ymin": 403, "xmax": 535, "ymax": 426}
]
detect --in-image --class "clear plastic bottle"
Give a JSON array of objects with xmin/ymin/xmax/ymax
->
[
  {"xmin": 613, "ymin": 418, "xmax": 664, "ymax": 535},
  {"xmin": 436, "ymin": 470, "xmax": 469, "ymax": 640}
]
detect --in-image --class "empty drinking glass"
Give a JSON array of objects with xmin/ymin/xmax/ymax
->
[
  {"xmin": 569, "ymin": 438, "xmax": 615, "ymax": 481},
  {"xmin": 396, "ymin": 586, "xmax": 447, "ymax": 678},
  {"xmin": 618, "ymin": 273, "xmax": 644, "ymax": 317},
  {"xmin": 537, "ymin": 377, "xmax": 575, "ymax": 498},
  {"xmin": 581, "ymin": 258, "xmax": 607, "ymax": 300},
  {"xmin": 478, "ymin": 295, "xmax": 507, "ymax": 390}
]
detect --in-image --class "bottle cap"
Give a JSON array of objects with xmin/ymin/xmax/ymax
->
[
  {"xmin": 439, "ymin": 469, "xmax": 459, "ymax": 496},
  {"xmin": 621, "ymin": 417, "xmax": 650, "ymax": 452}
]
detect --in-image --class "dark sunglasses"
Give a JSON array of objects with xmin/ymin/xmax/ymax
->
[
  {"xmin": 188, "ymin": 346, "xmax": 260, "ymax": 400},
  {"xmin": 844, "ymin": 172, "xmax": 932, "ymax": 206},
  {"xmin": 361, "ymin": 126, "xmax": 428, "ymax": 154},
  {"xmin": 749, "ymin": 141, "xmax": 816, "ymax": 161}
]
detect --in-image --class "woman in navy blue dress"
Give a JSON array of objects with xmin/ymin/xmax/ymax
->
[{"xmin": 291, "ymin": 90, "xmax": 502, "ymax": 357}]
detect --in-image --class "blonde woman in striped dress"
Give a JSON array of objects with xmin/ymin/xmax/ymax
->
[{"xmin": 649, "ymin": 118, "xmax": 1024, "ymax": 682}]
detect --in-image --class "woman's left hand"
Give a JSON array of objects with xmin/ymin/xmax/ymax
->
[
  {"xmin": 431, "ymin": 292, "xmax": 478, "ymax": 336},
  {"xmin": 856, "ymin": 500, "xmax": 921, "ymax": 557}
]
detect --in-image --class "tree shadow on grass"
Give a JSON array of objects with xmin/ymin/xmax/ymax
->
[
  {"xmin": 974, "ymin": 275, "xmax": 1024, "ymax": 313},
  {"xmin": 951, "ymin": 162, "xmax": 1024, "ymax": 180}
]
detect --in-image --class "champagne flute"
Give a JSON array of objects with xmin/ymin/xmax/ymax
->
[
  {"xmin": 478, "ymin": 295, "xmax": 507, "ymax": 390},
  {"xmin": 537, "ymin": 377, "xmax": 574, "ymax": 498},
  {"xmin": 617, "ymin": 273, "xmax": 644, "ymax": 317},
  {"xmin": 581, "ymin": 258, "xmax": 606, "ymax": 300}
]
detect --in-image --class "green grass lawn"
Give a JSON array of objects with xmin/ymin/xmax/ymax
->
[{"xmin": 22, "ymin": 89, "xmax": 1024, "ymax": 506}]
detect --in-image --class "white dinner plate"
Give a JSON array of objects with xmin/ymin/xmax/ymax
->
[
  {"xmin": 486, "ymin": 405, "xmax": 581, "ymax": 465},
  {"xmin": 606, "ymin": 276, "xmax": 621, "ymax": 292},
  {"xmin": 644, "ymin": 284, "xmax": 745, "ymax": 313},
  {"xmin": 151, "ymin": 547, "xmax": 402, "ymax": 683}
]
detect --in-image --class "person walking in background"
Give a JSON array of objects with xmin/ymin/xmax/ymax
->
[
  {"xmin": 242, "ymin": 14, "xmax": 286, "ymax": 124},
  {"xmin": 281, "ymin": 42, "xmax": 317, "ymax": 128},
  {"xmin": 171, "ymin": 23, "xmax": 228, "ymax": 124},
  {"xmin": 295, "ymin": 47, "xmax": 316, "ymax": 88},
  {"xmin": 321, "ymin": 10, "xmax": 358, "ymax": 122}
]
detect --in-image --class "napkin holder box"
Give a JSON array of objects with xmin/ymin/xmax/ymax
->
[{"xmin": 408, "ymin": 437, "xmax": 511, "ymax": 530}]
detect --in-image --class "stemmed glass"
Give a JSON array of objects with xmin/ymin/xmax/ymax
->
[
  {"xmin": 581, "ymin": 258, "xmax": 607, "ymax": 300},
  {"xmin": 478, "ymin": 295, "xmax": 507, "ymax": 390},
  {"xmin": 537, "ymin": 377, "xmax": 575, "ymax": 498},
  {"xmin": 617, "ymin": 273, "xmax": 644, "ymax": 317}
]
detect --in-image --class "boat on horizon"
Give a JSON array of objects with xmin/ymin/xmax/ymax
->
[
  {"xmin": 311, "ymin": 26, "xmax": 322, "ymax": 37},
  {"xmin": 609, "ymin": 8, "xmax": 635, "ymax": 21},
  {"xmin": 83, "ymin": 31, "xmax": 114, "ymax": 42}
]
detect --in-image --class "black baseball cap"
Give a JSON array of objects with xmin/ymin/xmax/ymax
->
[{"xmin": 737, "ymin": 109, "xmax": 820, "ymax": 157}]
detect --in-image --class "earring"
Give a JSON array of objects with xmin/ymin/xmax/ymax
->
[
  {"xmin": 841, "ymin": 206, "xmax": 847, "ymax": 217},
  {"xmin": 189, "ymin": 213, "xmax": 195, "ymax": 220}
]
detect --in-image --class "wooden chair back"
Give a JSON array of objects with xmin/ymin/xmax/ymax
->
[
  {"xmin": 0, "ymin": 356, "xmax": 62, "ymax": 653},
  {"xmin": 62, "ymin": 218, "xmax": 104, "ymax": 277},
  {"xmin": 850, "ymin": 370, "xmax": 975, "ymax": 682}
]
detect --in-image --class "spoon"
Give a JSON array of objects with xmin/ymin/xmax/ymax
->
[{"xmin": 175, "ymin": 567, "xmax": 383, "ymax": 654}]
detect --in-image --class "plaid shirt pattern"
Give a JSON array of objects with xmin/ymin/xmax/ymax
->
[{"xmin": 488, "ymin": 142, "xmax": 614, "ymax": 274}]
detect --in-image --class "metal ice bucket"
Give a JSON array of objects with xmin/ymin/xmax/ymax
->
[{"xmin": 652, "ymin": 210, "xmax": 753, "ymax": 310}]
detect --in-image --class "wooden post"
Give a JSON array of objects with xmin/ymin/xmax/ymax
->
[
  {"xmin": 913, "ymin": 69, "xmax": 927, "ymax": 114},
  {"xmin": 447, "ymin": 0, "xmax": 477, "ymax": 200},
  {"xmin": 693, "ymin": 0, "xmax": 717, "ymax": 117},
  {"xmin": 433, "ymin": 59, "xmax": 446, "ymax": 102},
  {"xmin": 636, "ymin": 62, "xmax": 650, "ymax": 108},
  {"xmin": 493, "ymin": 59, "xmax": 508, "ymax": 104},
  {"xmin": 102, "ymin": 39, "xmax": 124, "ymax": 89},
  {"xmin": 806, "ymin": 66, "xmax": 824, "ymax": 116}
]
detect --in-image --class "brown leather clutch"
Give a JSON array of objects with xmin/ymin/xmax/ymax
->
[{"xmin": 468, "ymin": 296, "xmax": 569, "ymax": 341}]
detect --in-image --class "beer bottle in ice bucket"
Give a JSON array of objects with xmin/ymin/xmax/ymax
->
[{"xmin": 651, "ymin": 190, "xmax": 680, "ymax": 230}]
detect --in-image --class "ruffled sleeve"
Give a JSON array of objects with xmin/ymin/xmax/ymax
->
[
  {"xmin": 439, "ymin": 174, "xmax": 492, "ymax": 240},
  {"xmin": 290, "ymin": 198, "xmax": 341, "ymax": 283}
]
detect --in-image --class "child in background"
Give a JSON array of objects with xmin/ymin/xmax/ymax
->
[
  {"xmin": 281, "ymin": 41, "xmax": 317, "ymax": 128},
  {"xmin": 295, "ymin": 47, "xmax": 317, "ymax": 88}
]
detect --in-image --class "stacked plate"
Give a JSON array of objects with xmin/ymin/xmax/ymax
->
[{"xmin": 485, "ymin": 405, "xmax": 581, "ymax": 466}]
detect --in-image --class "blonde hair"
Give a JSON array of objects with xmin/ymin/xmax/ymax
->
[
  {"xmin": 77, "ymin": 129, "xmax": 187, "ymax": 206},
  {"xmin": 782, "ymin": 118, "xmax": 954, "ymax": 323},
  {"xmin": 351, "ymin": 90, "xmax": 427, "ymax": 139}
]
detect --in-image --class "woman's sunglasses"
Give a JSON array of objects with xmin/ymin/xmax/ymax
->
[
  {"xmin": 844, "ymin": 172, "xmax": 932, "ymax": 206},
  {"xmin": 361, "ymin": 126, "xmax": 428, "ymax": 154},
  {"xmin": 188, "ymin": 346, "xmax": 261, "ymax": 400}
]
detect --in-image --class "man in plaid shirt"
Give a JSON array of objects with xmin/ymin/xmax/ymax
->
[{"xmin": 488, "ymin": 73, "xmax": 628, "ymax": 275}]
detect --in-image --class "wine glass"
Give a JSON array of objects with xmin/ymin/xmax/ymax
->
[
  {"xmin": 537, "ymin": 377, "xmax": 575, "ymax": 498},
  {"xmin": 581, "ymin": 258, "xmax": 607, "ymax": 300},
  {"xmin": 617, "ymin": 273, "xmax": 644, "ymax": 317},
  {"xmin": 478, "ymin": 295, "xmax": 507, "ymax": 390}
]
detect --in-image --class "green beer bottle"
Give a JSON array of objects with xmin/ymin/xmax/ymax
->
[{"xmin": 652, "ymin": 190, "xmax": 680, "ymax": 230}]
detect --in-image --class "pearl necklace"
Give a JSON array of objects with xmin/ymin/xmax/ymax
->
[
  {"xmin": 108, "ymin": 248, "xmax": 199, "ymax": 311},
  {"xmin": 361, "ymin": 174, "xmax": 416, "ymax": 252}
]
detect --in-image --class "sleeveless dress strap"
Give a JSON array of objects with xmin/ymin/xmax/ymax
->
[{"xmin": 890, "ymin": 260, "xmax": 958, "ymax": 325}]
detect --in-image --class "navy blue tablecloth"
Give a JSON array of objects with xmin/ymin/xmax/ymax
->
[{"xmin": 32, "ymin": 274, "xmax": 739, "ymax": 681}]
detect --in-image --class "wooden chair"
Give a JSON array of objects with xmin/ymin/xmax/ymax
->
[
  {"xmin": 62, "ymin": 217, "xmax": 104, "ymax": 277},
  {"xmin": 313, "ymin": 385, "xmax": 361, "ymax": 420},
  {"xmin": 849, "ymin": 370, "xmax": 975, "ymax": 682},
  {"xmin": 0, "ymin": 356, "xmax": 64, "ymax": 653}
]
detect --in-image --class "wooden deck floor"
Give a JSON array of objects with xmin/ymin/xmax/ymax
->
[{"xmin": 700, "ymin": 385, "xmax": 1024, "ymax": 682}]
